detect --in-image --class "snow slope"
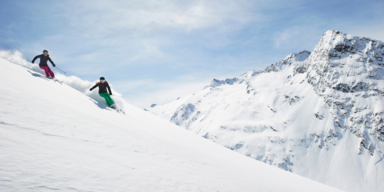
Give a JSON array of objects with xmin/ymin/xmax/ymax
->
[
  {"xmin": 148, "ymin": 30, "xmax": 384, "ymax": 192},
  {"xmin": 0, "ymin": 54, "xmax": 343, "ymax": 191}
]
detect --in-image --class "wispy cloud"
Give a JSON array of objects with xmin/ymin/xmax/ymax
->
[
  {"xmin": 127, "ymin": 81, "xmax": 208, "ymax": 108},
  {"xmin": 61, "ymin": 0, "xmax": 260, "ymax": 33}
]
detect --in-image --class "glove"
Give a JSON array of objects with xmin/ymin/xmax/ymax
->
[
  {"xmin": 52, "ymin": 64, "xmax": 56, "ymax": 67},
  {"xmin": 110, "ymin": 93, "xmax": 113, "ymax": 95},
  {"xmin": 89, "ymin": 89, "xmax": 92, "ymax": 91}
]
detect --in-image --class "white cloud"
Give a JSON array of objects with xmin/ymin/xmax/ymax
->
[
  {"xmin": 273, "ymin": 24, "xmax": 324, "ymax": 51},
  {"xmin": 122, "ymin": 39, "xmax": 172, "ymax": 65},
  {"xmin": 127, "ymin": 81, "xmax": 208, "ymax": 108},
  {"xmin": 63, "ymin": 0, "xmax": 259, "ymax": 33}
]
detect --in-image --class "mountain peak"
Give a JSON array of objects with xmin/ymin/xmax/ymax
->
[
  {"xmin": 304, "ymin": 30, "xmax": 384, "ymax": 82},
  {"xmin": 315, "ymin": 30, "xmax": 383, "ymax": 55},
  {"xmin": 148, "ymin": 30, "xmax": 384, "ymax": 192},
  {"xmin": 265, "ymin": 50, "xmax": 310, "ymax": 73},
  {"xmin": 283, "ymin": 50, "xmax": 311, "ymax": 62}
]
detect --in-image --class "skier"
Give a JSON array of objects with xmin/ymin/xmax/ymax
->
[
  {"xmin": 90, "ymin": 77, "xmax": 116, "ymax": 109},
  {"xmin": 32, "ymin": 50, "xmax": 56, "ymax": 79}
]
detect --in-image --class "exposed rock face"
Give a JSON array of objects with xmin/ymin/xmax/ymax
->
[
  {"xmin": 302, "ymin": 30, "xmax": 384, "ymax": 154},
  {"xmin": 148, "ymin": 30, "xmax": 384, "ymax": 192}
]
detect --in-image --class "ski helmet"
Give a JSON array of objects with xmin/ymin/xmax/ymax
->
[
  {"xmin": 100, "ymin": 77, "xmax": 105, "ymax": 80},
  {"xmin": 43, "ymin": 50, "xmax": 48, "ymax": 53}
]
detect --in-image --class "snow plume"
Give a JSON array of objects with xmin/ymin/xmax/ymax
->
[{"xmin": 0, "ymin": 50, "xmax": 126, "ymax": 112}]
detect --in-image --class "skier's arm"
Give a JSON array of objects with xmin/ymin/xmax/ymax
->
[
  {"xmin": 107, "ymin": 83, "xmax": 112, "ymax": 95},
  {"xmin": 48, "ymin": 57, "xmax": 56, "ymax": 67},
  {"xmin": 90, "ymin": 84, "xmax": 99, "ymax": 91},
  {"xmin": 31, "ymin": 55, "xmax": 40, "ymax": 64}
]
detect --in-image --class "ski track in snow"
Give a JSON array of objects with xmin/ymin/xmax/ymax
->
[
  {"xmin": 0, "ymin": 54, "xmax": 343, "ymax": 191},
  {"xmin": 376, "ymin": 157, "xmax": 384, "ymax": 165}
]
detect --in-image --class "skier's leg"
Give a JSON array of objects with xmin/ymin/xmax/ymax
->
[
  {"xmin": 47, "ymin": 66, "xmax": 55, "ymax": 78},
  {"xmin": 105, "ymin": 94, "xmax": 115, "ymax": 105},
  {"xmin": 99, "ymin": 93, "xmax": 113, "ymax": 106},
  {"xmin": 39, "ymin": 66, "xmax": 50, "ymax": 77},
  {"xmin": 99, "ymin": 93, "xmax": 108, "ymax": 106}
]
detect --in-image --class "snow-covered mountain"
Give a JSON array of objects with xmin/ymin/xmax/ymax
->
[
  {"xmin": 0, "ymin": 51, "xmax": 343, "ymax": 191},
  {"xmin": 148, "ymin": 30, "xmax": 384, "ymax": 192}
]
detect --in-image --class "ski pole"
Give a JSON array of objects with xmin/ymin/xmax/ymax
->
[
  {"xmin": 27, "ymin": 58, "xmax": 66, "ymax": 74},
  {"xmin": 54, "ymin": 66, "xmax": 66, "ymax": 74}
]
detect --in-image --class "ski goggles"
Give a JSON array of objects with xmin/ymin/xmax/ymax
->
[{"xmin": 101, "ymin": 80, "xmax": 106, "ymax": 82}]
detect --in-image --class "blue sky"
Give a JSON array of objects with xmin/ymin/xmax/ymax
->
[{"xmin": 1, "ymin": 0, "xmax": 383, "ymax": 108}]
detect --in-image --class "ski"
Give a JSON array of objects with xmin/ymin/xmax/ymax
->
[{"xmin": 54, "ymin": 79, "xmax": 64, "ymax": 84}]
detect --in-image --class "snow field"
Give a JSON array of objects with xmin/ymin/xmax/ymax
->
[{"xmin": 0, "ymin": 55, "xmax": 343, "ymax": 191}]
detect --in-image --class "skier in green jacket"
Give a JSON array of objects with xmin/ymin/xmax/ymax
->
[{"xmin": 90, "ymin": 77, "xmax": 116, "ymax": 109}]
